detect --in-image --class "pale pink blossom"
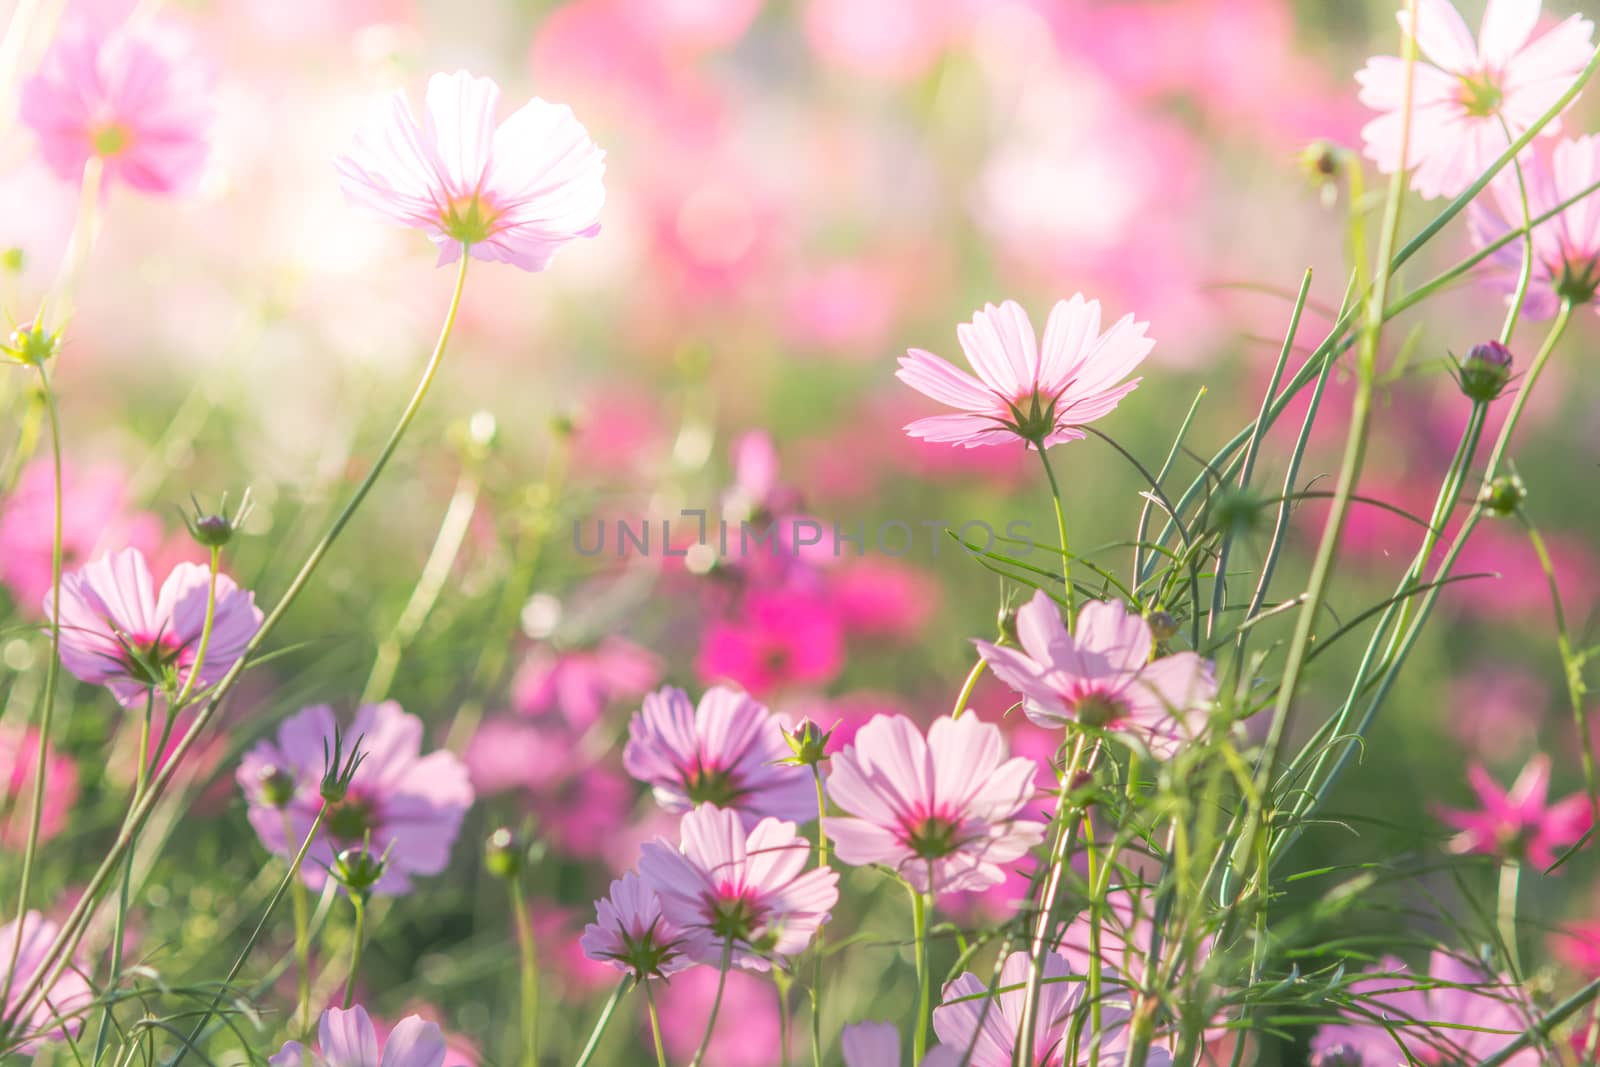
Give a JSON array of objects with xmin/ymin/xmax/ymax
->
[
  {"xmin": 512, "ymin": 637, "xmax": 661, "ymax": 728},
  {"xmin": 1470, "ymin": 134, "xmax": 1600, "ymax": 318},
  {"xmin": 0, "ymin": 725, "xmax": 80, "ymax": 851},
  {"xmin": 976, "ymin": 592, "xmax": 1216, "ymax": 758},
  {"xmin": 0, "ymin": 911, "xmax": 93, "ymax": 1053},
  {"xmin": 47, "ymin": 546, "xmax": 262, "ymax": 708},
  {"xmin": 335, "ymin": 71, "xmax": 605, "ymax": 271},
  {"xmin": 1355, "ymin": 0, "xmax": 1594, "ymax": 200},
  {"xmin": 821, "ymin": 713, "xmax": 1045, "ymax": 896},
  {"xmin": 580, "ymin": 871, "xmax": 705, "ymax": 979},
  {"xmin": 1436, "ymin": 753, "xmax": 1591, "ymax": 867},
  {"xmin": 624, "ymin": 685, "xmax": 816, "ymax": 825},
  {"xmin": 19, "ymin": 17, "xmax": 212, "ymax": 194},
  {"xmin": 637, "ymin": 803, "xmax": 838, "ymax": 971},
  {"xmin": 1312, "ymin": 951, "xmax": 1539, "ymax": 1065},
  {"xmin": 269, "ymin": 1006, "xmax": 450, "ymax": 1067},
  {"xmin": 842, "ymin": 1021, "xmax": 959, "ymax": 1067},
  {"xmin": 0, "ymin": 460, "xmax": 161, "ymax": 609},
  {"xmin": 931, "ymin": 951, "xmax": 1166, "ymax": 1067},
  {"xmin": 237, "ymin": 702, "xmax": 474, "ymax": 895},
  {"xmin": 897, "ymin": 297, "xmax": 1151, "ymax": 449}
]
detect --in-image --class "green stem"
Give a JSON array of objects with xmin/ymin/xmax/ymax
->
[
  {"xmin": 1498, "ymin": 859, "xmax": 1522, "ymax": 977},
  {"xmin": 910, "ymin": 884, "xmax": 931, "ymax": 1064},
  {"xmin": 7, "ymin": 253, "xmax": 473, "ymax": 1035},
  {"xmin": 1037, "ymin": 447, "xmax": 1073, "ymax": 625},
  {"xmin": 812, "ymin": 767, "xmax": 829, "ymax": 866},
  {"xmin": 690, "ymin": 943, "xmax": 734, "ymax": 1067},
  {"xmin": 285, "ymin": 811, "xmax": 311, "ymax": 1033},
  {"xmin": 169, "ymin": 547, "xmax": 221, "ymax": 709},
  {"xmin": 950, "ymin": 658, "xmax": 986, "ymax": 720},
  {"xmin": 644, "ymin": 981, "xmax": 669, "ymax": 1067},
  {"xmin": 573, "ymin": 978, "xmax": 630, "ymax": 1067},
  {"xmin": 508, "ymin": 875, "xmax": 540, "ymax": 1067},
  {"xmin": 342, "ymin": 893, "xmax": 367, "ymax": 1010},
  {"xmin": 91, "ymin": 701, "xmax": 154, "ymax": 1067},
  {"xmin": 1, "ymin": 359, "xmax": 64, "ymax": 1012}
]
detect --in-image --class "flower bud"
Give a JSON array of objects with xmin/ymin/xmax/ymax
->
[
  {"xmin": 1455, "ymin": 341, "xmax": 1513, "ymax": 403},
  {"xmin": 1479, "ymin": 473, "xmax": 1526, "ymax": 516},
  {"xmin": 257, "ymin": 765, "xmax": 295, "ymax": 808},
  {"xmin": 3, "ymin": 321, "xmax": 59, "ymax": 366},
  {"xmin": 484, "ymin": 827, "xmax": 524, "ymax": 879},
  {"xmin": 2, "ymin": 248, "xmax": 24, "ymax": 274},
  {"xmin": 1146, "ymin": 610, "xmax": 1179, "ymax": 642},
  {"xmin": 997, "ymin": 604, "xmax": 1020, "ymax": 644},
  {"xmin": 332, "ymin": 845, "xmax": 386, "ymax": 896},
  {"xmin": 783, "ymin": 719, "xmax": 833, "ymax": 767},
  {"xmin": 183, "ymin": 489, "xmax": 254, "ymax": 549},
  {"xmin": 1298, "ymin": 139, "xmax": 1349, "ymax": 209}
]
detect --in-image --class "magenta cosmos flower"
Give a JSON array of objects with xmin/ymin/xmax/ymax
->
[
  {"xmin": 47, "ymin": 547, "xmax": 262, "ymax": 708},
  {"xmin": 1470, "ymin": 134, "xmax": 1600, "ymax": 319},
  {"xmin": 1355, "ymin": 0, "xmax": 1594, "ymax": 200},
  {"xmin": 696, "ymin": 590, "xmax": 845, "ymax": 696},
  {"xmin": 637, "ymin": 803, "xmax": 838, "ymax": 971},
  {"xmin": 1435, "ymin": 753, "xmax": 1591, "ymax": 867},
  {"xmin": 976, "ymin": 592, "xmax": 1216, "ymax": 759},
  {"xmin": 623, "ymin": 685, "xmax": 816, "ymax": 826},
  {"xmin": 932, "ymin": 951, "xmax": 1169, "ymax": 1067},
  {"xmin": 580, "ymin": 871, "xmax": 705, "ymax": 980},
  {"xmin": 19, "ymin": 18, "xmax": 211, "ymax": 194},
  {"xmin": 270, "ymin": 1006, "xmax": 454, "ymax": 1067},
  {"xmin": 896, "ymin": 296, "xmax": 1152, "ymax": 450},
  {"xmin": 335, "ymin": 70, "xmax": 605, "ymax": 271},
  {"xmin": 237, "ymin": 702, "xmax": 474, "ymax": 895},
  {"xmin": 1312, "ymin": 951, "xmax": 1539, "ymax": 1065},
  {"xmin": 821, "ymin": 713, "xmax": 1045, "ymax": 896},
  {"xmin": 0, "ymin": 725, "xmax": 80, "ymax": 851},
  {"xmin": 1, "ymin": 911, "xmax": 93, "ymax": 1054}
]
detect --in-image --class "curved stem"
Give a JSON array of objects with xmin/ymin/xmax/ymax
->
[
  {"xmin": 342, "ymin": 894, "xmax": 367, "ymax": 1010},
  {"xmin": 5, "ymin": 254, "xmax": 473, "ymax": 1035},
  {"xmin": 2, "ymin": 359, "xmax": 64, "ymax": 1009},
  {"xmin": 573, "ymin": 978, "xmax": 630, "ymax": 1067},
  {"xmin": 690, "ymin": 943, "xmax": 734, "ymax": 1067},
  {"xmin": 170, "ymin": 548, "xmax": 221, "ymax": 709},
  {"xmin": 950, "ymin": 658, "xmax": 987, "ymax": 720}
]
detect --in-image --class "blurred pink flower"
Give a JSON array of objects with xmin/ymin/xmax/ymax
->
[
  {"xmin": 335, "ymin": 71, "xmax": 605, "ymax": 271},
  {"xmin": 1447, "ymin": 666, "xmax": 1546, "ymax": 758},
  {"xmin": 624, "ymin": 685, "xmax": 816, "ymax": 825},
  {"xmin": 822, "ymin": 713, "xmax": 1044, "ymax": 896},
  {"xmin": 841, "ymin": 1022, "xmax": 958, "ymax": 1067},
  {"xmin": 827, "ymin": 559, "xmax": 939, "ymax": 641},
  {"xmin": 463, "ymin": 718, "xmax": 629, "ymax": 858},
  {"xmin": 638, "ymin": 803, "xmax": 837, "ymax": 971},
  {"xmin": 372, "ymin": 1009, "xmax": 478, "ymax": 1067},
  {"xmin": 620, "ymin": 0, "xmax": 763, "ymax": 54},
  {"xmin": 1550, "ymin": 919, "xmax": 1600, "ymax": 976},
  {"xmin": 803, "ymin": 0, "xmax": 955, "ymax": 81},
  {"xmin": 0, "ymin": 911, "xmax": 93, "ymax": 1053},
  {"xmin": 0, "ymin": 725, "xmax": 78, "ymax": 851},
  {"xmin": 1355, "ymin": 0, "xmax": 1593, "ymax": 200},
  {"xmin": 580, "ymin": 871, "xmax": 705, "ymax": 979},
  {"xmin": 657, "ymin": 964, "xmax": 787, "ymax": 1067},
  {"xmin": 932, "ymin": 951, "xmax": 1161, "ymax": 1067},
  {"xmin": 0, "ymin": 460, "xmax": 162, "ymax": 610},
  {"xmin": 512, "ymin": 637, "xmax": 662, "ymax": 728},
  {"xmin": 977, "ymin": 592, "xmax": 1216, "ymax": 758},
  {"xmin": 1312, "ymin": 951, "xmax": 1539, "ymax": 1065},
  {"xmin": 237, "ymin": 702, "xmax": 474, "ymax": 895},
  {"xmin": 270, "ymin": 1006, "xmax": 449, "ymax": 1067},
  {"xmin": 1436, "ymin": 753, "xmax": 1591, "ymax": 867},
  {"xmin": 1470, "ymin": 134, "xmax": 1600, "ymax": 318},
  {"xmin": 47, "ymin": 546, "xmax": 261, "ymax": 708},
  {"xmin": 20, "ymin": 16, "xmax": 212, "ymax": 194},
  {"xmin": 696, "ymin": 590, "xmax": 844, "ymax": 696},
  {"xmin": 897, "ymin": 297, "xmax": 1151, "ymax": 449}
]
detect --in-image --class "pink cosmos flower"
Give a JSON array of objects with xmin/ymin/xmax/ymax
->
[
  {"xmin": 0, "ymin": 460, "xmax": 162, "ymax": 610},
  {"xmin": 1470, "ymin": 134, "xmax": 1600, "ymax": 319},
  {"xmin": 1311, "ymin": 951, "xmax": 1539, "ymax": 1065},
  {"xmin": 19, "ymin": 17, "xmax": 211, "ymax": 194},
  {"xmin": 931, "ymin": 951, "xmax": 1167, "ymax": 1067},
  {"xmin": 827, "ymin": 560, "xmax": 939, "ymax": 641},
  {"xmin": 1550, "ymin": 919, "xmax": 1600, "ymax": 976},
  {"xmin": 1355, "ymin": 0, "xmax": 1594, "ymax": 200},
  {"xmin": 656, "ymin": 964, "xmax": 788, "ymax": 1067},
  {"xmin": 637, "ymin": 803, "xmax": 838, "ymax": 971},
  {"xmin": 976, "ymin": 592, "xmax": 1217, "ymax": 759},
  {"xmin": 270, "ymin": 1006, "xmax": 453, "ymax": 1067},
  {"xmin": 1, "ymin": 911, "xmax": 93, "ymax": 1053},
  {"xmin": 512, "ymin": 637, "xmax": 661, "ymax": 728},
  {"xmin": 47, "ymin": 546, "xmax": 262, "ymax": 708},
  {"xmin": 463, "ymin": 718, "xmax": 630, "ymax": 858},
  {"xmin": 237, "ymin": 702, "xmax": 475, "ymax": 895},
  {"xmin": 1435, "ymin": 753, "xmax": 1591, "ymax": 867},
  {"xmin": 624, "ymin": 685, "xmax": 816, "ymax": 826},
  {"xmin": 696, "ymin": 590, "xmax": 844, "ymax": 696},
  {"xmin": 0, "ymin": 725, "xmax": 80, "ymax": 851},
  {"xmin": 821, "ymin": 713, "xmax": 1045, "ymax": 896},
  {"xmin": 580, "ymin": 871, "xmax": 705, "ymax": 979},
  {"xmin": 896, "ymin": 297, "xmax": 1152, "ymax": 449},
  {"xmin": 335, "ymin": 71, "xmax": 605, "ymax": 271}
]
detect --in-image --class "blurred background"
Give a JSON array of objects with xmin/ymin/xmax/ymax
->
[{"xmin": 2, "ymin": 0, "xmax": 1599, "ymax": 1063}]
